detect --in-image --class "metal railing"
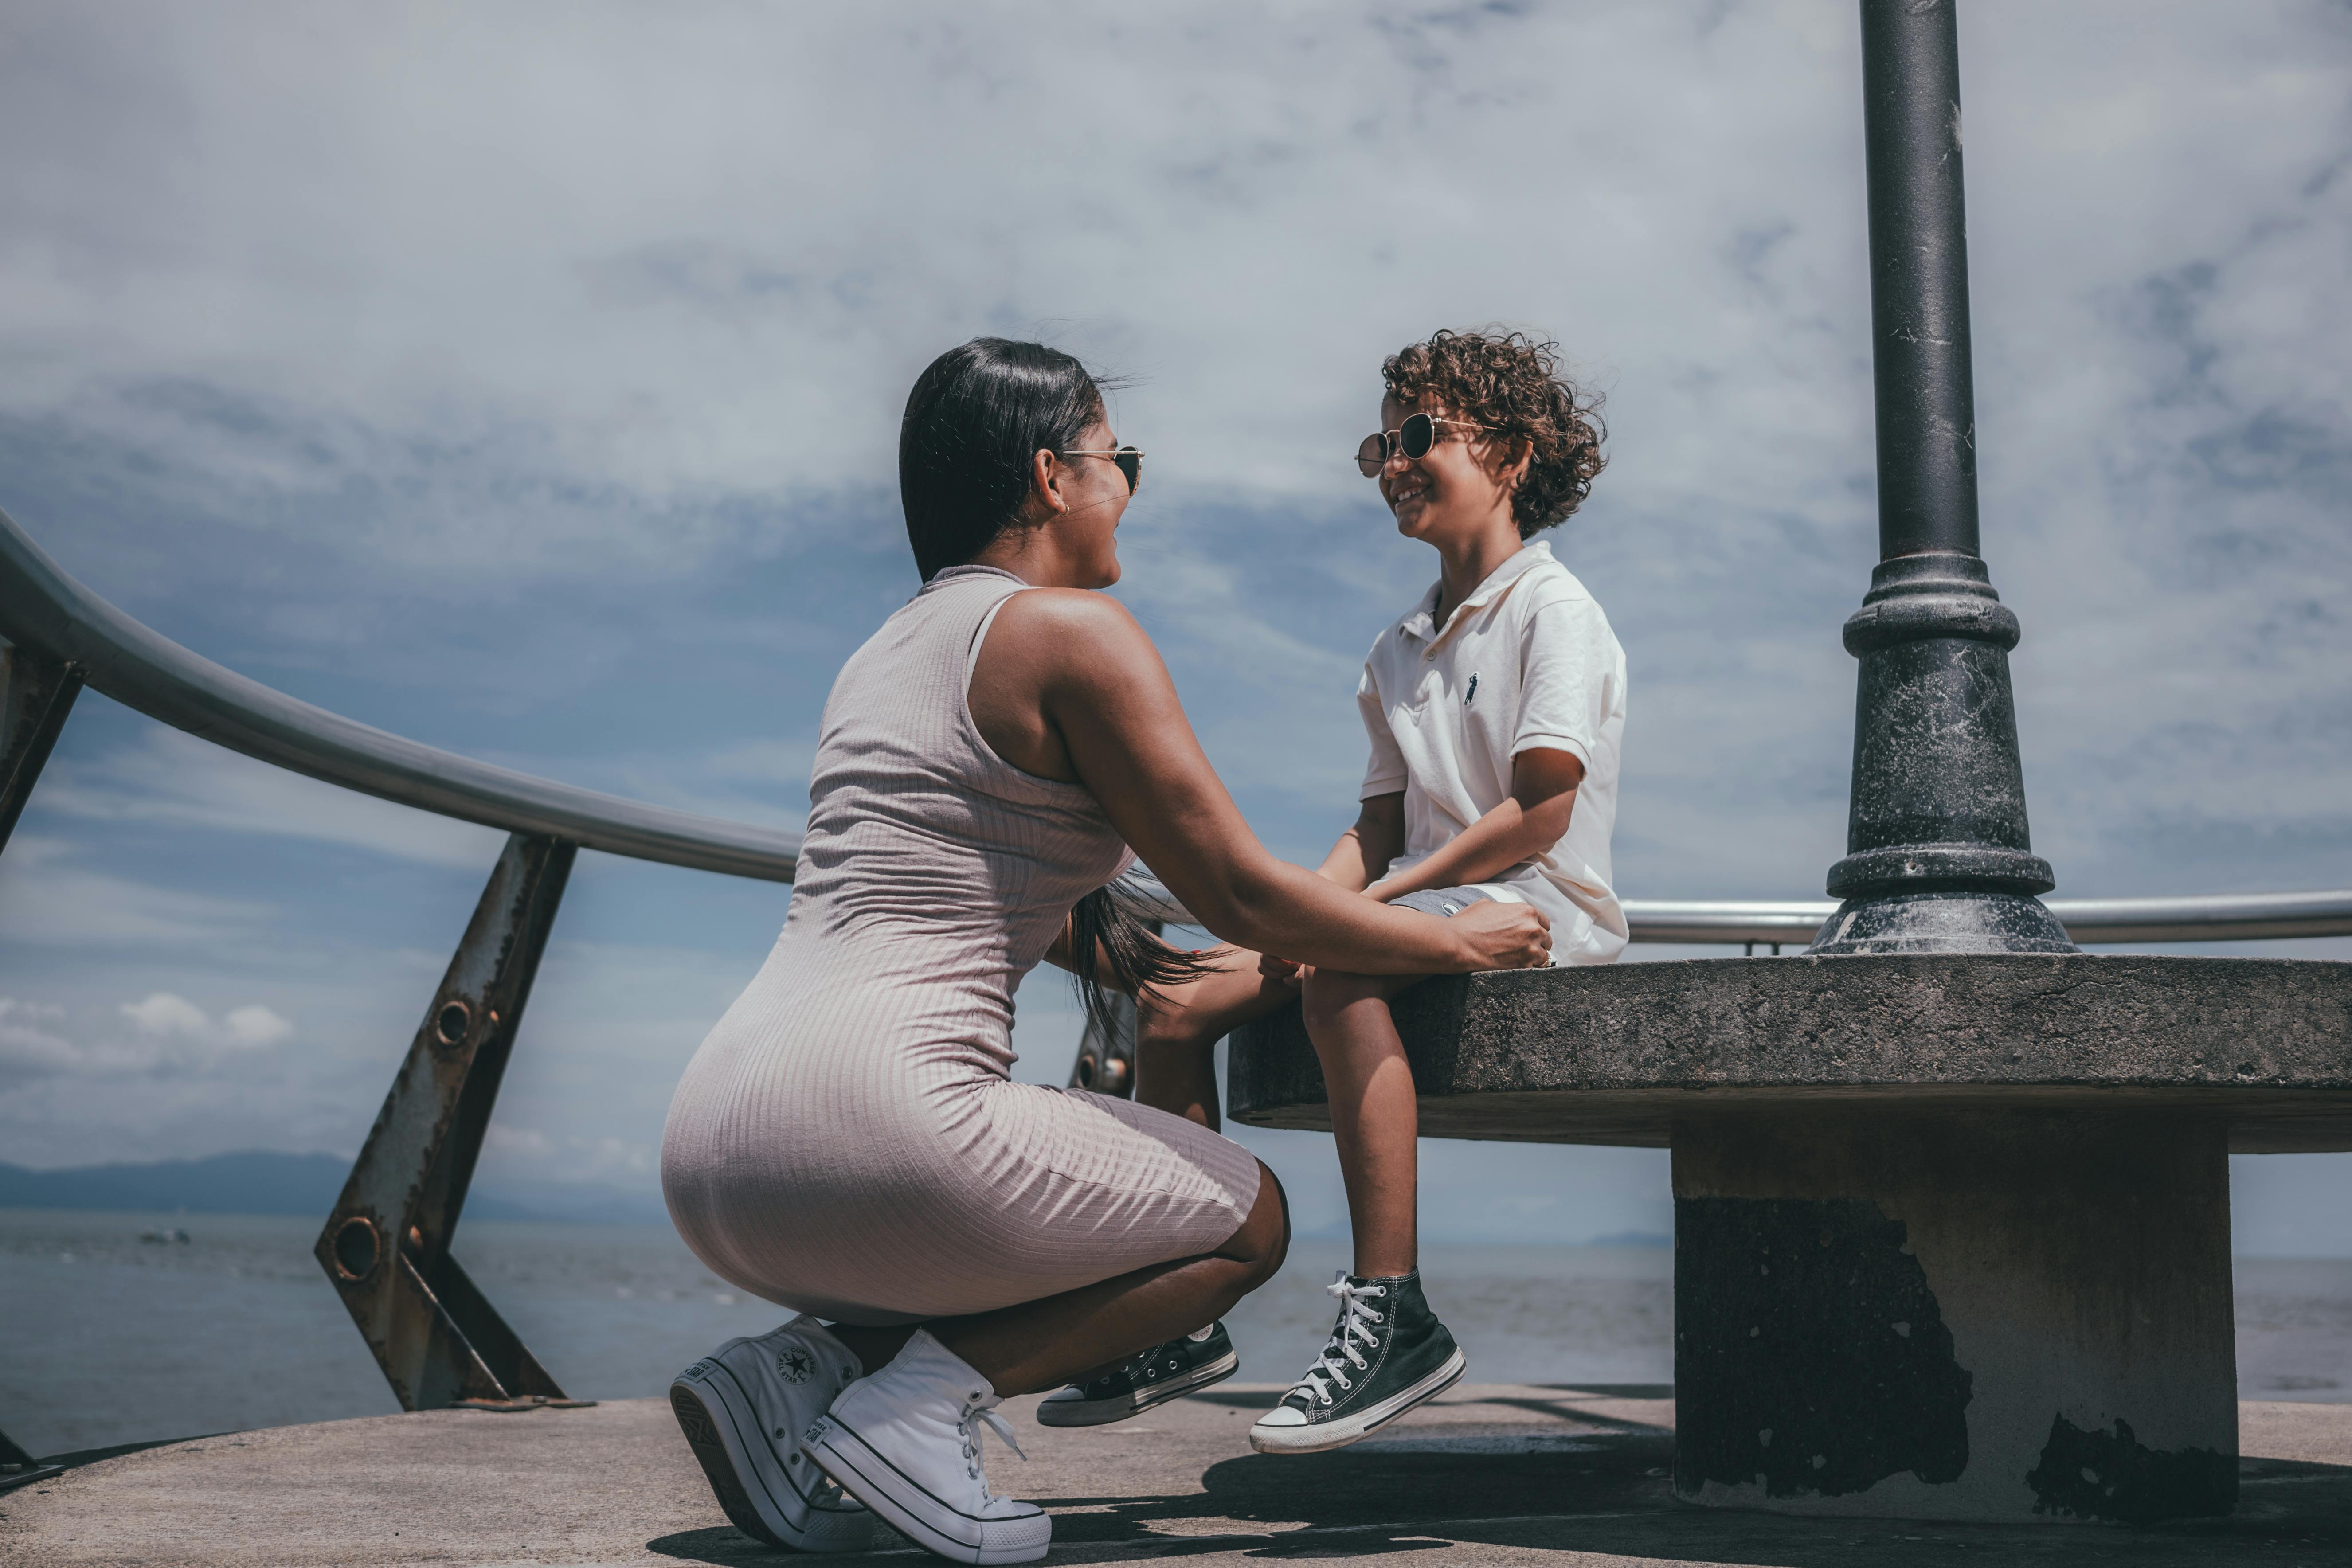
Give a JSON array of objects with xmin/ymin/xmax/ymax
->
[
  {"xmin": 4, "ymin": 501, "xmax": 2349, "ymax": 1418},
  {"xmin": 11, "ymin": 506, "xmax": 2351, "ymax": 948},
  {"xmin": 0, "ymin": 508, "xmax": 798, "ymax": 881}
]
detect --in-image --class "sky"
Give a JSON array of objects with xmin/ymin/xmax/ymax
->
[{"xmin": 1, "ymin": 0, "xmax": 2348, "ymax": 1252}]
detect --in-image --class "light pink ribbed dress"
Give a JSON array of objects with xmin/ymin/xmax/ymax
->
[{"xmin": 661, "ymin": 566, "xmax": 1263, "ymax": 1326}]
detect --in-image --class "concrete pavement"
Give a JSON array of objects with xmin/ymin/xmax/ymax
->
[{"xmin": 4, "ymin": 1385, "xmax": 2346, "ymax": 1565}]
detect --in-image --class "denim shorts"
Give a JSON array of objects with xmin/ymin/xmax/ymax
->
[{"xmin": 1390, "ymin": 884, "xmax": 1522, "ymax": 918}]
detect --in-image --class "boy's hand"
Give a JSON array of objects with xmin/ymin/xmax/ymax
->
[
  {"xmin": 1448, "ymin": 901, "xmax": 1552, "ymax": 971},
  {"xmin": 1257, "ymin": 952, "xmax": 1305, "ymax": 987}
]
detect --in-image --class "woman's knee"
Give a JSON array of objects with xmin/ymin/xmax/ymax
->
[{"xmin": 1226, "ymin": 1161, "xmax": 1290, "ymax": 1287}]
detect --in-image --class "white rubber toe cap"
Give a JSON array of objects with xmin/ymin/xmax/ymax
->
[{"xmin": 1252, "ymin": 1404, "xmax": 1310, "ymax": 1428}]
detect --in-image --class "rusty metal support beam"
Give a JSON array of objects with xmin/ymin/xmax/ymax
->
[
  {"xmin": 1068, "ymin": 991, "xmax": 1142, "ymax": 1098},
  {"xmin": 1066, "ymin": 914, "xmax": 1160, "ymax": 1098},
  {"xmin": 316, "ymin": 831, "xmax": 575, "ymax": 1410},
  {"xmin": 0, "ymin": 1424, "xmax": 63, "ymax": 1493},
  {"xmin": 0, "ymin": 641, "xmax": 83, "ymax": 856}
]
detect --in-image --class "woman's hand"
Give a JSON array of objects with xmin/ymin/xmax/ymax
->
[
  {"xmin": 1258, "ymin": 952, "xmax": 1305, "ymax": 987},
  {"xmin": 1445, "ymin": 901, "xmax": 1553, "ymax": 971}
]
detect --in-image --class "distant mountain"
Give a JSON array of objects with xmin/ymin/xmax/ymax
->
[{"xmin": 0, "ymin": 1151, "xmax": 669, "ymax": 1225}]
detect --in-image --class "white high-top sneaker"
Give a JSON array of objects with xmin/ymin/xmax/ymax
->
[
  {"xmin": 802, "ymin": 1330, "xmax": 1051, "ymax": 1564},
  {"xmin": 670, "ymin": 1315, "xmax": 873, "ymax": 1552}
]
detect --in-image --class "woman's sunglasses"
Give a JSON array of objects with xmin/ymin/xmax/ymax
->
[
  {"xmin": 1355, "ymin": 413, "xmax": 1487, "ymax": 477},
  {"xmin": 1061, "ymin": 446, "xmax": 1143, "ymax": 494}
]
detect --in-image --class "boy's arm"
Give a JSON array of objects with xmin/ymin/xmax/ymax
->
[
  {"xmin": 1315, "ymin": 793, "xmax": 1405, "ymax": 892},
  {"xmin": 1365, "ymin": 747, "xmax": 1584, "ymax": 901},
  {"xmin": 1256, "ymin": 794, "xmax": 1408, "ymax": 982}
]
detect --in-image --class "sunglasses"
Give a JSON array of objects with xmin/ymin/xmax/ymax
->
[
  {"xmin": 1355, "ymin": 413, "xmax": 1488, "ymax": 477},
  {"xmin": 1061, "ymin": 445, "xmax": 1143, "ymax": 494}
]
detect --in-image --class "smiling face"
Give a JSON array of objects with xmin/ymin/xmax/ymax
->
[
  {"xmin": 1376, "ymin": 393, "xmax": 1523, "ymax": 547},
  {"xmin": 1040, "ymin": 414, "xmax": 1131, "ymax": 588}
]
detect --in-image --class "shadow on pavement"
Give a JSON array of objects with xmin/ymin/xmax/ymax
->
[{"xmin": 650, "ymin": 1427, "xmax": 2352, "ymax": 1566}]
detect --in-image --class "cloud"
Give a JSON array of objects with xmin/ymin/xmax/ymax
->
[
  {"xmin": 10, "ymin": 0, "xmax": 2332, "ymax": 896},
  {"xmin": 0, "ymin": 834, "xmax": 277, "ymax": 944},
  {"xmin": 0, "ymin": 0, "xmax": 2346, "ymax": 1247},
  {"xmin": 484, "ymin": 1124, "xmax": 553, "ymax": 1159},
  {"xmin": 0, "ymin": 999, "xmax": 77, "ymax": 1073},
  {"xmin": 0, "ymin": 991, "xmax": 293, "ymax": 1078},
  {"xmin": 43, "ymin": 727, "xmax": 509, "ymax": 869},
  {"xmin": 118, "ymin": 992, "xmax": 209, "ymax": 1036},
  {"xmin": 223, "ymin": 1004, "xmax": 294, "ymax": 1047}
]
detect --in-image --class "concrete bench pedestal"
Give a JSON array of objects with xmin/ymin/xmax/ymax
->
[
  {"xmin": 1674, "ymin": 1105, "xmax": 2234, "ymax": 1522},
  {"xmin": 1226, "ymin": 953, "xmax": 2352, "ymax": 1525}
]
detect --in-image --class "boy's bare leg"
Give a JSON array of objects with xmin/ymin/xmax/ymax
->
[
  {"xmin": 1298, "ymin": 970, "xmax": 1425, "ymax": 1278},
  {"xmin": 1135, "ymin": 946, "xmax": 1299, "ymax": 1131}
]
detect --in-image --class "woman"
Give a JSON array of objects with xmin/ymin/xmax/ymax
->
[{"xmin": 660, "ymin": 338, "xmax": 1550, "ymax": 1564}]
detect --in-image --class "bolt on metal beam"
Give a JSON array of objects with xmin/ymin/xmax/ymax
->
[
  {"xmin": 316, "ymin": 832, "xmax": 576, "ymax": 1410},
  {"xmin": 1069, "ymin": 991, "xmax": 1143, "ymax": 1098},
  {"xmin": 1065, "ymin": 915, "xmax": 1158, "ymax": 1098}
]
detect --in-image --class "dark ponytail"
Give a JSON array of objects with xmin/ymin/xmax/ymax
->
[
  {"xmin": 900, "ymin": 338, "xmax": 1108, "ymax": 581},
  {"xmin": 1066, "ymin": 878, "xmax": 1228, "ymax": 1051}
]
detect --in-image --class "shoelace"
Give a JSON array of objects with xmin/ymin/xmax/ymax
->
[
  {"xmin": 813, "ymin": 1372, "xmax": 859, "ymax": 1510},
  {"xmin": 1287, "ymin": 1273, "xmax": 1388, "ymax": 1408},
  {"xmin": 958, "ymin": 1399, "xmax": 1026, "ymax": 1488}
]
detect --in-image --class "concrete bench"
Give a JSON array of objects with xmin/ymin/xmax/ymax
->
[{"xmin": 1229, "ymin": 954, "xmax": 2352, "ymax": 1523}]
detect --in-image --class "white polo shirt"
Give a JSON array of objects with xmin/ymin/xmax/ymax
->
[{"xmin": 1357, "ymin": 540, "xmax": 1628, "ymax": 966}]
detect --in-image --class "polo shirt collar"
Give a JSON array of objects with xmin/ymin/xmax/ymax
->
[{"xmin": 1397, "ymin": 540, "xmax": 1555, "ymax": 648}]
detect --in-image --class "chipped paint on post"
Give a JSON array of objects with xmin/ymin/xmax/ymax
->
[
  {"xmin": 1676, "ymin": 1197, "xmax": 1971, "ymax": 1499},
  {"xmin": 2025, "ymin": 1413, "xmax": 2237, "ymax": 1523},
  {"xmin": 1674, "ymin": 1107, "xmax": 2237, "ymax": 1522}
]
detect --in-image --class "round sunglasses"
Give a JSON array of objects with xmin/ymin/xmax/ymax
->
[
  {"xmin": 1355, "ymin": 412, "xmax": 1487, "ymax": 477},
  {"xmin": 1061, "ymin": 445, "xmax": 1143, "ymax": 494}
]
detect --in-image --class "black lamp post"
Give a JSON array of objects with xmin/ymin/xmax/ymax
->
[{"xmin": 1809, "ymin": 0, "xmax": 2074, "ymax": 956}]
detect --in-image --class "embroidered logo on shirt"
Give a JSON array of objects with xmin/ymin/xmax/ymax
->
[{"xmin": 1464, "ymin": 673, "xmax": 1479, "ymax": 707}]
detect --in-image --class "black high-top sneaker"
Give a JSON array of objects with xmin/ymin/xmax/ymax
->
[
  {"xmin": 1035, "ymin": 1321, "xmax": 1240, "ymax": 1428},
  {"xmin": 1248, "ymin": 1270, "xmax": 1464, "ymax": 1454}
]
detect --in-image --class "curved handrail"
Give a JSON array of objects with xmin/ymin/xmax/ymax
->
[
  {"xmin": 0, "ymin": 505, "xmax": 800, "ymax": 882},
  {"xmin": 1606, "ymin": 891, "xmax": 2352, "ymax": 947},
  {"xmin": 1123, "ymin": 881, "xmax": 2352, "ymax": 947},
  {"xmin": 6, "ymin": 505, "xmax": 2349, "ymax": 941}
]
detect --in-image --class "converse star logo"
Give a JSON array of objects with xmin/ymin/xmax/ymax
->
[{"xmin": 775, "ymin": 1347, "xmax": 816, "ymax": 1384}]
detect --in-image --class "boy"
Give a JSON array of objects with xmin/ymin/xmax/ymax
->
[{"xmin": 1039, "ymin": 328, "xmax": 1625, "ymax": 1451}]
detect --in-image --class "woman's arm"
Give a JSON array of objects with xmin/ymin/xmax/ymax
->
[
  {"xmin": 969, "ymin": 590, "xmax": 1548, "ymax": 975},
  {"xmin": 1364, "ymin": 748, "xmax": 1583, "ymax": 902}
]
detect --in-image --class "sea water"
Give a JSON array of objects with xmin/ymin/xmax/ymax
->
[{"xmin": 3, "ymin": 1207, "xmax": 2345, "ymax": 1458}]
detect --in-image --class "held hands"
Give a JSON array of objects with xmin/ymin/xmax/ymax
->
[{"xmin": 1449, "ymin": 900, "xmax": 1552, "ymax": 971}]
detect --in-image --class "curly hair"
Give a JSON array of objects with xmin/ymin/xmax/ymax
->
[{"xmin": 1381, "ymin": 329, "xmax": 1606, "ymax": 537}]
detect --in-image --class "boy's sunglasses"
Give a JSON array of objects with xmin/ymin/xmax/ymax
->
[
  {"xmin": 1355, "ymin": 413, "xmax": 1487, "ymax": 477},
  {"xmin": 1061, "ymin": 446, "xmax": 1143, "ymax": 494}
]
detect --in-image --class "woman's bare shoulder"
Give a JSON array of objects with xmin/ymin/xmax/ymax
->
[{"xmin": 989, "ymin": 588, "xmax": 1154, "ymax": 663}]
